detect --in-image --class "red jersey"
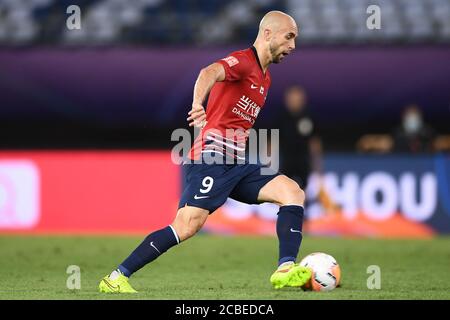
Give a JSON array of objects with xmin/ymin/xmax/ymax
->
[{"xmin": 190, "ymin": 47, "xmax": 272, "ymax": 160}]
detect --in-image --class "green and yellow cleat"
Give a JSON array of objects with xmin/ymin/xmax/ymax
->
[
  {"xmin": 270, "ymin": 262, "xmax": 312, "ymax": 289},
  {"xmin": 99, "ymin": 271, "xmax": 138, "ymax": 293}
]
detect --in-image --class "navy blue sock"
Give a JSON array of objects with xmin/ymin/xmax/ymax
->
[
  {"xmin": 276, "ymin": 205, "xmax": 304, "ymax": 266},
  {"xmin": 118, "ymin": 225, "xmax": 180, "ymax": 277}
]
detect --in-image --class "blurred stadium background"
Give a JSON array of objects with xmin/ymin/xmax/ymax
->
[{"xmin": 0, "ymin": 0, "xmax": 450, "ymax": 299}]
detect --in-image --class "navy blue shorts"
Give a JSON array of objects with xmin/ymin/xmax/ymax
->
[{"xmin": 178, "ymin": 160, "xmax": 280, "ymax": 213}]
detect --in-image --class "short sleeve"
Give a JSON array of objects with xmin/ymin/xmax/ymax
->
[{"xmin": 216, "ymin": 52, "xmax": 252, "ymax": 82}]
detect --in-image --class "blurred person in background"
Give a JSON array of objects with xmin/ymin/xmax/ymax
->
[
  {"xmin": 278, "ymin": 85, "xmax": 320, "ymax": 190},
  {"xmin": 277, "ymin": 86, "xmax": 337, "ymax": 213},
  {"xmin": 393, "ymin": 104, "xmax": 436, "ymax": 153}
]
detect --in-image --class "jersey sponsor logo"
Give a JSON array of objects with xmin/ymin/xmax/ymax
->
[
  {"xmin": 236, "ymin": 95, "xmax": 261, "ymax": 118},
  {"xmin": 231, "ymin": 95, "xmax": 262, "ymax": 125},
  {"xmin": 232, "ymin": 108, "xmax": 255, "ymax": 125},
  {"xmin": 222, "ymin": 56, "xmax": 239, "ymax": 67}
]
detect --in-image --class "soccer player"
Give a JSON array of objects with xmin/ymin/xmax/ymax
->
[{"xmin": 99, "ymin": 11, "xmax": 311, "ymax": 293}]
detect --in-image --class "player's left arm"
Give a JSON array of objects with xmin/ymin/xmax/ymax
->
[{"xmin": 187, "ymin": 63, "xmax": 225, "ymax": 127}]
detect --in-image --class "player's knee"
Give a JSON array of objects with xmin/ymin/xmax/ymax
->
[
  {"xmin": 280, "ymin": 178, "xmax": 305, "ymax": 206},
  {"xmin": 172, "ymin": 221, "xmax": 199, "ymax": 241},
  {"xmin": 177, "ymin": 223, "xmax": 201, "ymax": 241},
  {"xmin": 172, "ymin": 208, "xmax": 208, "ymax": 241}
]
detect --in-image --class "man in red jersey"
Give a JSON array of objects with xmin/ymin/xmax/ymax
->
[{"xmin": 99, "ymin": 11, "xmax": 311, "ymax": 293}]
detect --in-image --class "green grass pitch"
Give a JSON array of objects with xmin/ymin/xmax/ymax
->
[{"xmin": 0, "ymin": 234, "xmax": 449, "ymax": 300}]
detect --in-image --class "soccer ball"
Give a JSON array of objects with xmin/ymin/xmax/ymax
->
[{"xmin": 299, "ymin": 252, "xmax": 341, "ymax": 292}]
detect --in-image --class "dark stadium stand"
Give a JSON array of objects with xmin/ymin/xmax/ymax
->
[{"xmin": 0, "ymin": 0, "xmax": 449, "ymax": 46}]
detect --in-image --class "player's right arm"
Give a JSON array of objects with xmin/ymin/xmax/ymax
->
[{"xmin": 187, "ymin": 63, "xmax": 225, "ymax": 128}]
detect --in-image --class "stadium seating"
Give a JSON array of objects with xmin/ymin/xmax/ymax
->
[{"xmin": 0, "ymin": 0, "xmax": 449, "ymax": 45}]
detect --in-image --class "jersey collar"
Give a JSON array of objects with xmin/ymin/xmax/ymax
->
[{"xmin": 251, "ymin": 46, "xmax": 265, "ymax": 75}]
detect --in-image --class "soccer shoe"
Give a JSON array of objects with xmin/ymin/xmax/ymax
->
[
  {"xmin": 270, "ymin": 262, "xmax": 312, "ymax": 289},
  {"xmin": 98, "ymin": 273, "xmax": 138, "ymax": 293}
]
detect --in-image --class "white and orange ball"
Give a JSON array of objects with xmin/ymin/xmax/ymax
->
[{"xmin": 299, "ymin": 252, "xmax": 341, "ymax": 292}]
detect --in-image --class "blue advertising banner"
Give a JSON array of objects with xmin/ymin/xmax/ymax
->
[{"xmin": 305, "ymin": 153, "xmax": 450, "ymax": 235}]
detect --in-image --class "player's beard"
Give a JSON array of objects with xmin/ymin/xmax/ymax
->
[{"xmin": 269, "ymin": 41, "xmax": 284, "ymax": 64}]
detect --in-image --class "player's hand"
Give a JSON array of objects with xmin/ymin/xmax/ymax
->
[{"xmin": 187, "ymin": 103, "xmax": 207, "ymax": 128}]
